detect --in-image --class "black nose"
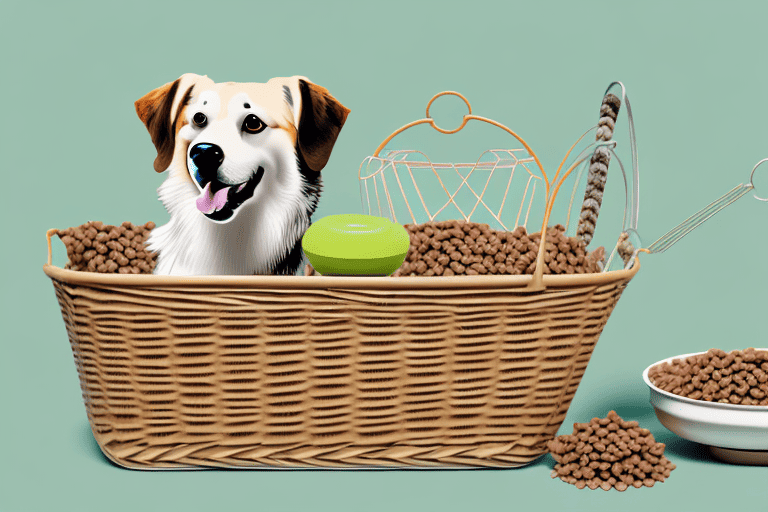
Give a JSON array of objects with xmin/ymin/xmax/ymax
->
[{"xmin": 189, "ymin": 143, "xmax": 224, "ymax": 182}]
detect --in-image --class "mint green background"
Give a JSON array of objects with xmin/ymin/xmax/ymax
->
[{"xmin": 2, "ymin": 1, "xmax": 768, "ymax": 511}]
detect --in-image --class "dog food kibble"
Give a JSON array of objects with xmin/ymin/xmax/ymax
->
[
  {"xmin": 392, "ymin": 221, "xmax": 605, "ymax": 277},
  {"xmin": 56, "ymin": 221, "xmax": 157, "ymax": 274},
  {"xmin": 548, "ymin": 411, "xmax": 676, "ymax": 491},
  {"xmin": 648, "ymin": 348, "xmax": 768, "ymax": 406}
]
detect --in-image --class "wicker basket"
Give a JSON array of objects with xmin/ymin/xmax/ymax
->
[
  {"xmin": 44, "ymin": 251, "xmax": 638, "ymax": 469},
  {"xmin": 44, "ymin": 88, "xmax": 642, "ymax": 469}
]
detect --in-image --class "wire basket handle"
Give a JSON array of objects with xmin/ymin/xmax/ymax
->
[
  {"xmin": 372, "ymin": 91, "xmax": 550, "ymax": 187},
  {"xmin": 636, "ymin": 158, "xmax": 768, "ymax": 257}
]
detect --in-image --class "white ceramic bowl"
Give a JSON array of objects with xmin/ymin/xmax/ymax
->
[{"xmin": 643, "ymin": 350, "xmax": 768, "ymax": 465}]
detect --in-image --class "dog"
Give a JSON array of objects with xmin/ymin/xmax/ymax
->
[{"xmin": 135, "ymin": 74, "xmax": 349, "ymax": 275}]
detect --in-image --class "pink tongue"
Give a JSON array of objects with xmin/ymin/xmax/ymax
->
[{"xmin": 196, "ymin": 182, "xmax": 231, "ymax": 214}]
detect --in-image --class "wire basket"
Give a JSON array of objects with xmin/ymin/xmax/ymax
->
[
  {"xmin": 360, "ymin": 87, "xmax": 640, "ymax": 277},
  {"xmin": 44, "ymin": 86, "xmax": 643, "ymax": 470}
]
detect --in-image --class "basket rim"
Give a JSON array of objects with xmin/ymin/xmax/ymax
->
[{"xmin": 43, "ymin": 257, "xmax": 640, "ymax": 290}]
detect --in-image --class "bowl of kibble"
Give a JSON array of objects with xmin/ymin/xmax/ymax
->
[{"xmin": 643, "ymin": 348, "xmax": 768, "ymax": 465}]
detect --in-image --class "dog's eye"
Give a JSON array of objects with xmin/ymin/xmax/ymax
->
[
  {"xmin": 242, "ymin": 114, "xmax": 266, "ymax": 134},
  {"xmin": 193, "ymin": 112, "xmax": 207, "ymax": 128}
]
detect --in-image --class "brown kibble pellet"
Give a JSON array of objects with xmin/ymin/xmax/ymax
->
[{"xmin": 107, "ymin": 241, "xmax": 124, "ymax": 253}]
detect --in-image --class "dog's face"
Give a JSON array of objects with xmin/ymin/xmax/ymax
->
[{"xmin": 136, "ymin": 74, "xmax": 349, "ymax": 223}]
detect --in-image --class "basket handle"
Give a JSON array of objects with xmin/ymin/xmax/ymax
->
[
  {"xmin": 638, "ymin": 158, "xmax": 768, "ymax": 256},
  {"xmin": 46, "ymin": 228, "xmax": 58, "ymax": 266},
  {"xmin": 372, "ymin": 91, "xmax": 550, "ymax": 186}
]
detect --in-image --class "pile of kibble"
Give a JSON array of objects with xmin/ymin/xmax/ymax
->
[
  {"xmin": 648, "ymin": 348, "xmax": 768, "ymax": 406},
  {"xmin": 56, "ymin": 221, "xmax": 157, "ymax": 274},
  {"xmin": 547, "ymin": 411, "xmax": 676, "ymax": 491},
  {"xmin": 392, "ymin": 221, "xmax": 605, "ymax": 277}
]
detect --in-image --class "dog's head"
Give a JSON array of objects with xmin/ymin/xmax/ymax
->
[{"xmin": 135, "ymin": 74, "xmax": 349, "ymax": 223}]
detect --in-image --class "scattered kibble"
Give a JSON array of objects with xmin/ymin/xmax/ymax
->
[{"xmin": 548, "ymin": 410, "xmax": 676, "ymax": 491}]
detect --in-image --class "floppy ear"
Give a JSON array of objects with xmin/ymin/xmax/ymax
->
[
  {"xmin": 288, "ymin": 78, "xmax": 350, "ymax": 173},
  {"xmin": 135, "ymin": 73, "xmax": 207, "ymax": 173}
]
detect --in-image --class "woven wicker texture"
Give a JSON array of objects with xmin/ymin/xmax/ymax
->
[{"xmin": 47, "ymin": 266, "xmax": 636, "ymax": 469}]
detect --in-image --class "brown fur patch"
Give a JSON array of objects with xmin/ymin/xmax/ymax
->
[
  {"xmin": 135, "ymin": 79, "xmax": 180, "ymax": 172},
  {"xmin": 297, "ymin": 80, "xmax": 350, "ymax": 173}
]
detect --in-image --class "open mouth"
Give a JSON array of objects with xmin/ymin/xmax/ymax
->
[{"xmin": 194, "ymin": 167, "xmax": 265, "ymax": 222}]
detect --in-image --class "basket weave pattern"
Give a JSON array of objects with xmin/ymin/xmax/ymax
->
[{"xmin": 50, "ymin": 271, "xmax": 633, "ymax": 469}]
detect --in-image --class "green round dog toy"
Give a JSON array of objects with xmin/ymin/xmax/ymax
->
[{"xmin": 302, "ymin": 214, "xmax": 410, "ymax": 276}]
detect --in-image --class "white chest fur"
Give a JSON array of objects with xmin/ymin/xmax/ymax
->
[{"xmin": 148, "ymin": 165, "xmax": 309, "ymax": 276}]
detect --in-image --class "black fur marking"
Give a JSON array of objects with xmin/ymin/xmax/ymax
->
[
  {"xmin": 283, "ymin": 85, "xmax": 293, "ymax": 108},
  {"xmin": 266, "ymin": 150, "xmax": 322, "ymax": 276},
  {"xmin": 272, "ymin": 237, "xmax": 306, "ymax": 275},
  {"xmin": 295, "ymin": 148, "xmax": 323, "ymax": 216}
]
